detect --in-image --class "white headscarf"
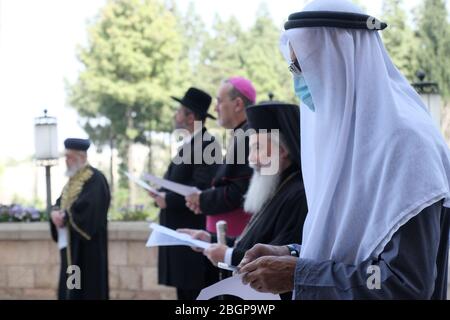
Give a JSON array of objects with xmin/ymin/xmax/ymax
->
[{"xmin": 281, "ymin": 0, "xmax": 450, "ymax": 264}]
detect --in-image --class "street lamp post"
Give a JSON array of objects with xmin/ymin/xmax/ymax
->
[
  {"xmin": 34, "ymin": 110, "xmax": 59, "ymax": 217},
  {"xmin": 412, "ymin": 70, "xmax": 442, "ymax": 129}
]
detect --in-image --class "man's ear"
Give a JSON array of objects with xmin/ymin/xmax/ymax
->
[
  {"xmin": 234, "ymin": 97, "xmax": 245, "ymax": 113},
  {"xmin": 186, "ymin": 113, "xmax": 196, "ymax": 126},
  {"xmin": 77, "ymin": 152, "xmax": 88, "ymax": 164}
]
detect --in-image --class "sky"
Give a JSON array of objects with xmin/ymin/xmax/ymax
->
[{"xmin": 0, "ymin": 0, "xmax": 419, "ymax": 161}]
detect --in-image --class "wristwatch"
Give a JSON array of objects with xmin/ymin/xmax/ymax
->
[{"xmin": 286, "ymin": 244, "xmax": 300, "ymax": 257}]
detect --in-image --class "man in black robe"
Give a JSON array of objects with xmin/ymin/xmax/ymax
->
[
  {"xmin": 184, "ymin": 78, "xmax": 256, "ymax": 288},
  {"xmin": 180, "ymin": 102, "xmax": 308, "ymax": 300},
  {"xmin": 50, "ymin": 138, "xmax": 110, "ymax": 300},
  {"xmin": 185, "ymin": 77, "xmax": 257, "ymax": 239},
  {"xmin": 149, "ymin": 87, "xmax": 221, "ymax": 300}
]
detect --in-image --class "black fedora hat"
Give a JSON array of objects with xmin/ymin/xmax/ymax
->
[{"xmin": 171, "ymin": 87, "xmax": 216, "ymax": 120}]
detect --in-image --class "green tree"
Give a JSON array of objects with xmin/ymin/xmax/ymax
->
[
  {"xmin": 241, "ymin": 3, "xmax": 296, "ymax": 102},
  {"xmin": 382, "ymin": 0, "xmax": 420, "ymax": 82},
  {"xmin": 179, "ymin": 2, "xmax": 209, "ymax": 73},
  {"xmin": 67, "ymin": 0, "xmax": 188, "ymax": 206},
  {"xmin": 194, "ymin": 15, "xmax": 247, "ymax": 96},
  {"xmin": 81, "ymin": 119, "xmax": 116, "ymax": 193},
  {"xmin": 416, "ymin": 0, "xmax": 450, "ymax": 99},
  {"xmin": 192, "ymin": 3, "xmax": 296, "ymax": 104}
]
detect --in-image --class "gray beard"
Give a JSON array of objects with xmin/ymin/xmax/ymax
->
[{"xmin": 244, "ymin": 168, "xmax": 281, "ymax": 214}]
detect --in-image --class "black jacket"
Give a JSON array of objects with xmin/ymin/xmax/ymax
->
[
  {"xmin": 158, "ymin": 127, "xmax": 220, "ymax": 290},
  {"xmin": 199, "ymin": 121, "xmax": 253, "ymax": 215}
]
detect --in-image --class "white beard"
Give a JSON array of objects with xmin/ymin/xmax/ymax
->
[
  {"xmin": 65, "ymin": 162, "xmax": 85, "ymax": 178},
  {"xmin": 244, "ymin": 167, "xmax": 281, "ymax": 214}
]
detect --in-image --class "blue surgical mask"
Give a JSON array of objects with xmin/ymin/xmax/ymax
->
[{"xmin": 294, "ymin": 74, "xmax": 315, "ymax": 112}]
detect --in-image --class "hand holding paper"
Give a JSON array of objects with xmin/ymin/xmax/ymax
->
[
  {"xmin": 123, "ymin": 171, "xmax": 164, "ymax": 197},
  {"xmin": 197, "ymin": 274, "xmax": 281, "ymax": 300},
  {"xmin": 177, "ymin": 228, "xmax": 211, "ymax": 252},
  {"xmin": 143, "ymin": 173, "xmax": 200, "ymax": 197},
  {"xmin": 185, "ymin": 192, "xmax": 202, "ymax": 214},
  {"xmin": 151, "ymin": 192, "xmax": 167, "ymax": 209},
  {"xmin": 238, "ymin": 243, "xmax": 290, "ymax": 268},
  {"xmin": 146, "ymin": 223, "xmax": 211, "ymax": 250},
  {"xmin": 239, "ymin": 255, "xmax": 297, "ymax": 295}
]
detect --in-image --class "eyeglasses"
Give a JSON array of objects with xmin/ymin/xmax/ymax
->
[{"xmin": 288, "ymin": 60, "xmax": 302, "ymax": 76}]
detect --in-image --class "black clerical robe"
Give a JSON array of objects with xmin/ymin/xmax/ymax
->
[
  {"xmin": 50, "ymin": 165, "xmax": 110, "ymax": 300},
  {"xmin": 293, "ymin": 200, "xmax": 450, "ymax": 299},
  {"xmin": 214, "ymin": 165, "xmax": 308, "ymax": 300},
  {"xmin": 158, "ymin": 127, "xmax": 220, "ymax": 292},
  {"xmin": 231, "ymin": 165, "xmax": 307, "ymax": 265}
]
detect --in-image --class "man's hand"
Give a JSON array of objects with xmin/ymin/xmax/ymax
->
[
  {"xmin": 177, "ymin": 228, "xmax": 211, "ymax": 242},
  {"xmin": 149, "ymin": 191, "xmax": 167, "ymax": 209},
  {"xmin": 177, "ymin": 228, "xmax": 211, "ymax": 252},
  {"xmin": 239, "ymin": 256, "xmax": 297, "ymax": 294},
  {"xmin": 203, "ymin": 244, "xmax": 228, "ymax": 266},
  {"xmin": 51, "ymin": 210, "xmax": 65, "ymax": 228},
  {"xmin": 185, "ymin": 192, "xmax": 202, "ymax": 214},
  {"xmin": 238, "ymin": 244, "xmax": 290, "ymax": 270}
]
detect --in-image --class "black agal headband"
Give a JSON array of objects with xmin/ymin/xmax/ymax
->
[{"xmin": 284, "ymin": 11, "xmax": 387, "ymax": 31}]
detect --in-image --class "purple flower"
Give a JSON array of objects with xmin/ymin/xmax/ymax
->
[
  {"xmin": 24, "ymin": 207, "xmax": 40, "ymax": 220},
  {"xmin": 10, "ymin": 205, "xmax": 25, "ymax": 220},
  {"xmin": 0, "ymin": 204, "xmax": 43, "ymax": 222},
  {"xmin": 30, "ymin": 208, "xmax": 40, "ymax": 220}
]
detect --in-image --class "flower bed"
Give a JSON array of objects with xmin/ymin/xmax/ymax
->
[
  {"xmin": 0, "ymin": 203, "xmax": 159, "ymax": 223},
  {"xmin": 0, "ymin": 204, "xmax": 45, "ymax": 223}
]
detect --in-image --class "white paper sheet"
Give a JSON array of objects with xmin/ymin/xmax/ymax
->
[
  {"xmin": 124, "ymin": 171, "xmax": 164, "ymax": 197},
  {"xmin": 143, "ymin": 173, "xmax": 200, "ymax": 197},
  {"xmin": 197, "ymin": 274, "xmax": 281, "ymax": 300},
  {"xmin": 57, "ymin": 227, "xmax": 68, "ymax": 250},
  {"xmin": 146, "ymin": 223, "xmax": 211, "ymax": 250}
]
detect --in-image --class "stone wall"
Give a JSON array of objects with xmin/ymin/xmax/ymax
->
[
  {"xmin": 0, "ymin": 222, "xmax": 449, "ymax": 299},
  {"xmin": 0, "ymin": 222, "xmax": 176, "ymax": 300}
]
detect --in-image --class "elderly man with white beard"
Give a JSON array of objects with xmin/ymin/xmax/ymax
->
[
  {"xmin": 49, "ymin": 138, "xmax": 110, "ymax": 300},
  {"xmin": 179, "ymin": 102, "xmax": 308, "ymax": 300}
]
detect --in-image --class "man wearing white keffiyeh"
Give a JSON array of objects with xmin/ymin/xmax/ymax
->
[{"xmin": 238, "ymin": 0, "xmax": 450, "ymax": 299}]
